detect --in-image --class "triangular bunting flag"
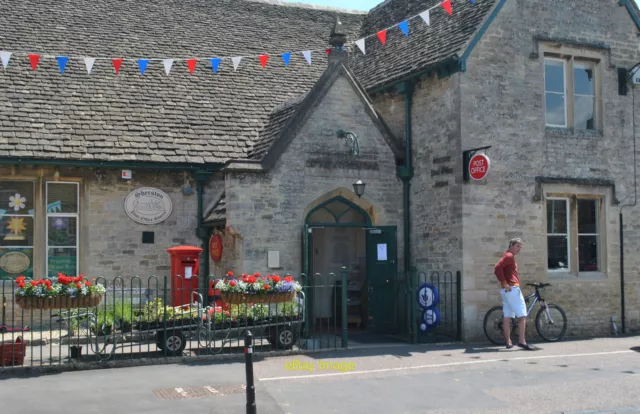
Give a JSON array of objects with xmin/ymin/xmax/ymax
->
[
  {"xmin": 163, "ymin": 59, "xmax": 174, "ymax": 75},
  {"xmin": 259, "ymin": 54, "xmax": 269, "ymax": 68},
  {"xmin": 441, "ymin": 0, "xmax": 453, "ymax": 16},
  {"xmin": 398, "ymin": 20, "xmax": 409, "ymax": 37},
  {"xmin": 112, "ymin": 58, "xmax": 123, "ymax": 74},
  {"xmin": 56, "ymin": 56, "xmax": 69, "ymax": 74},
  {"xmin": 420, "ymin": 10, "xmax": 430, "ymax": 25},
  {"xmin": 302, "ymin": 51, "xmax": 312, "ymax": 65},
  {"xmin": 377, "ymin": 29, "xmax": 387, "ymax": 46},
  {"xmin": 469, "ymin": 0, "xmax": 475, "ymax": 3},
  {"xmin": 210, "ymin": 58, "xmax": 221, "ymax": 74},
  {"xmin": 355, "ymin": 39, "xmax": 366, "ymax": 55},
  {"xmin": 28, "ymin": 54, "xmax": 40, "ymax": 71},
  {"xmin": 84, "ymin": 57, "xmax": 96, "ymax": 74},
  {"xmin": 232, "ymin": 57, "xmax": 242, "ymax": 71},
  {"xmin": 282, "ymin": 52, "xmax": 291, "ymax": 67},
  {"xmin": 1, "ymin": 51, "xmax": 12, "ymax": 69},
  {"xmin": 325, "ymin": 48, "xmax": 332, "ymax": 56},
  {"xmin": 138, "ymin": 59, "xmax": 149, "ymax": 75},
  {"xmin": 186, "ymin": 59, "xmax": 197, "ymax": 74}
]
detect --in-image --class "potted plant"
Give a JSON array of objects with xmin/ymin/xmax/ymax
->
[
  {"xmin": 215, "ymin": 272, "xmax": 302, "ymax": 304},
  {"xmin": 13, "ymin": 274, "xmax": 106, "ymax": 310}
]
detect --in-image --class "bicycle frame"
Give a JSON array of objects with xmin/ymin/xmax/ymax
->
[{"xmin": 522, "ymin": 287, "xmax": 556, "ymax": 324}]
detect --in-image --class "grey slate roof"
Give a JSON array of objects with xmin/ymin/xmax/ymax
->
[
  {"xmin": 350, "ymin": 0, "xmax": 499, "ymax": 90},
  {"xmin": 0, "ymin": 0, "xmax": 498, "ymax": 164}
]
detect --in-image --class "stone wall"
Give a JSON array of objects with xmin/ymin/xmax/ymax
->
[
  {"xmin": 226, "ymin": 74, "xmax": 404, "ymax": 275},
  {"xmin": 459, "ymin": 0, "xmax": 640, "ymax": 341}
]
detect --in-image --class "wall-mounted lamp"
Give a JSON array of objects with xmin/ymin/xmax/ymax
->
[{"xmin": 353, "ymin": 179, "xmax": 366, "ymax": 198}]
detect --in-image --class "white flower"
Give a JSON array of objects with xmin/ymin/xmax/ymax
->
[{"xmin": 8, "ymin": 193, "xmax": 26, "ymax": 211}]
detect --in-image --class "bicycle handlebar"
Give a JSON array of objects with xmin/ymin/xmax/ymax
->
[{"xmin": 526, "ymin": 282, "xmax": 552, "ymax": 288}]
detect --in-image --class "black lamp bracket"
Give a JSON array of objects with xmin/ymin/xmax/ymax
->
[{"xmin": 462, "ymin": 146, "xmax": 492, "ymax": 183}]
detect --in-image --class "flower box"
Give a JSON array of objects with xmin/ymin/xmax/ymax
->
[
  {"xmin": 215, "ymin": 272, "xmax": 302, "ymax": 305},
  {"xmin": 14, "ymin": 294, "xmax": 103, "ymax": 310},
  {"xmin": 13, "ymin": 274, "xmax": 106, "ymax": 310},
  {"xmin": 220, "ymin": 291, "xmax": 296, "ymax": 304}
]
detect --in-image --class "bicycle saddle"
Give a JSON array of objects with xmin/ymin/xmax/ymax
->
[{"xmin": 526, "ymin": 282, "xmax": 552, "ymax": 288}]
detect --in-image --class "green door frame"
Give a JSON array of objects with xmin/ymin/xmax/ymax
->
[{"xmin": 302, "ymin": 196, "xmax": 373, "ymax": 338}]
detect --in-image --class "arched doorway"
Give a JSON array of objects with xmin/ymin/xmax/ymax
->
[{"xmin": 302, "ymin": 191, "xmax": 398, "ymax": 340}]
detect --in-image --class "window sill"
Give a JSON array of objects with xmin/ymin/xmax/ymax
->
[
  {"xmin": 545, "ymin": 127, "xmax": 603, "ymax": 139},
  {"xmin": 547, "ymin": 271, "xmax": 607, "ymax": 281}
]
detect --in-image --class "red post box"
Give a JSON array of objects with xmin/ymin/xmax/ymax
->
[{"xmin": 167, "ymin": 246, "xmax": 203, "ymax": 307}]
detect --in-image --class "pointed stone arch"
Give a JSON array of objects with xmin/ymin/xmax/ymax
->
[{"xmin": 303, "ymin": 187, "xmax": 376, "ymax": 226}]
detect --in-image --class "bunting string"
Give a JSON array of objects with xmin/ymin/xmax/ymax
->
[{"xmin": 0, "ymin": 0, "xmax": 473, "ymax": 75}]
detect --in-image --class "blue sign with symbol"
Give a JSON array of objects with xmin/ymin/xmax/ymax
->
[{"xmin": 416, "ymin": 283, "xmax": 440, "ymax": 333}]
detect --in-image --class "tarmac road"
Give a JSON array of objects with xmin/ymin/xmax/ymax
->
[{"xmin": 1, "ymin": 337, "xmax": 639, "ymax": 414}]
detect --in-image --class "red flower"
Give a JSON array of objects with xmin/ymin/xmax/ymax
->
[
  {"xmin": 30, "ymin": 280, "xmax": 38, "ymax": 287},
  {"xmin": 46, "ymin": 286, "xmax": 52, "ymax": 291},
  {"xmin": 242, "ymin": 273, "xmax": 248, "ymax": 278},
  {"xmin": 15, "ymin": 276, "xmax": 25, "ymax": 283},
  {"xmin": 18, "ymin": 282, "xmax": 25, "ymax": 289},
  {"xmin": 272, "ymin": 276, "xmax": 280, "ymax": 283},
  {"xmin": 226, "ymin": 271, "xmax": 234, "ymax": 277},
  {"xmin": 229, "ymin": 280, "xmax": 237, "ymax": 287},
  {"xmin": 78, "ymin": 274, "xmax": 84, "ymax": 281},
  {"xmin": 76, "ymin": 283, "xmax": 82, "ymax": 289},
  {"xmin": 254, "ymin": 272, "xmax": 261, "ymax": 277},
  {"xmin": 84, "ymin": 281, "xmax": 91, "ymax": 287},
  {"xmin": 284, "ymin": 276, "xmax": 293, "ymax": 283},
  {"xmin": 263, "ymin": 284, "xmax": 270, "ymax": 290},
  {"xmin": 247, "ymin": 276, "xmax": 257, "ymax": 284}
]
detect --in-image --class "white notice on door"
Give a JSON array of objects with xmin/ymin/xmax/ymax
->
[
  {"xmin": 185, "ymin": 266, "xmax": 193, "ymax": 279},
  {"xmin": 377, "ymin": 243, "xmax": 388, "ymax": 261}
]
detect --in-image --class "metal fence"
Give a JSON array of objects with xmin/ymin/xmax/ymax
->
[
  {"xmin": 1, "ymin": 269, "xmax": 462, "ymax": 371},
  {"xmin": 1, "ymin": 274, "xmax": 313, "ymax": 370}
]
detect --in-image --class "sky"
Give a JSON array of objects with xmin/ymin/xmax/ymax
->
[
  {"xmin": 280, "ymin": 0, "xmax": 382, "ymax": 11},
  {"xmin": 281, "ymin": 0, "xmax": 640, "ymax": 12}
]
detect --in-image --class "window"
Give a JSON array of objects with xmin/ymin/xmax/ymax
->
[
  {"xmin": 0, "ymin": 179, "xmax": 81, "ymax": 280},
  {"xmin": 46, "ymin": 182, "xmax": 80, "ymax": 278},
  {"xmin": 546, "ymin": 197, "xmax": 602, "ymax": 274},
  {"xmin": 544, "ymin": 52, "xmax": 601, "ymax": 131},
  {"xmin": 0, "ymin": 181, "xmax": 35, "ymax": 279}
]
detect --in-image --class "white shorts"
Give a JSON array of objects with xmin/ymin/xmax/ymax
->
[{"xmin": 500, "ymin": 286, "xmax": 527, "ymax": 318}]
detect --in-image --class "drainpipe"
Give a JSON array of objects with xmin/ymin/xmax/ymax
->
[
  {"xmin": 194, "ymin": 170, "xmax": 213, "ymax": 298},
  {"xmin": 396, "ymin": 81, "xmax": 415, "ymax": 273}
]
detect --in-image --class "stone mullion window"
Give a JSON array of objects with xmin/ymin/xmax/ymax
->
[{"xmin": 542, "ymin": 43, "xmax": 603, "ymax": 132}]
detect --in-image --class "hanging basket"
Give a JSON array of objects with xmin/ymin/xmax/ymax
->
[
  {"xmin": 220, "ymin": 291, "xmax": 296, "ymax": 305},
  {"xmin": 14, "ymin": 295, "xmax": 104, "ymax": 310}
]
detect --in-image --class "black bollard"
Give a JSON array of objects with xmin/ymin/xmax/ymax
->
[{"xmin": 244, "ymin": 330, "xmax": 257, "ymax": 414}]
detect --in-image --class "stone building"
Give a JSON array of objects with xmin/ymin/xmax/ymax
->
[{"xmin": 1, "ymin": 0, "xmax": 639, "ymax": 341}]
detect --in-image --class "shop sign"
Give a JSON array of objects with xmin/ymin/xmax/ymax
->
[
  {"xmin": 0, "ymin": 251, "xmax": 31, "ymax": 274},
  {"xmin": 209, "ymin": 234, "xmax": 223, "ymax": 263},
  {"xmin": 469, "ymin": 154, "xmax": 490, "ymax": 181},
  {"xmin": 124, "ymin": 187, "xmax": 173, "ymax": 225}
]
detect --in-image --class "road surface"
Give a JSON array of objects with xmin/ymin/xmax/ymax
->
[{"xmin": 1, "ymin": 337, "xmax": 639, "ymax": 414}]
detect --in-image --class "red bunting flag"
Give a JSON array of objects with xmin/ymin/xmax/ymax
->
[
  {"xmin": 259, "ymin": 54, "xmax": 269, "ymax": 68},
  {"xmin": 28, "ymin": 54, "xmax": 40, "ymax": 71},
  {"xmin": 112, "ymin": 58, "xmax": 123, "ymax": 74},
  {"xmin": 186, "ymin": 59, "xmax": 197, "ymax": 73},
  {"xmin": 325, "ymin": 48, "xmax": 332, "ymax": 56},
  {"xmin": 441, "ymin": 0, "xmax": 453, "ymax": 16},
  {"xmin": 377, "ymin": 29, "xmax": 387, "ymax": 45}
]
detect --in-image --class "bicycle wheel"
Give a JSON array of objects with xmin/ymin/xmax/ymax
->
[
  {"xmin": 483, "ymin": 306, "xmax": 507, "ymax": 345},
  {"xmin": 535, "ymin": 304, "xmax": 567, "ymax": 342}
]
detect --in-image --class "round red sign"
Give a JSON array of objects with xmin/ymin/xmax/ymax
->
[
  {"xmin": 209, "ymin": 234, "xmax": 223, "ymax": 263},
  {"xmin": 469, "ymin": 154, "xmax": 490, "ymax": 181}
]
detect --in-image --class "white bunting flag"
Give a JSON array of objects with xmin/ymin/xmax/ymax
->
[
  {"xmin": 355, "ymin": 39, "xmax": 366, "ymax": 55},
  {"xmin": 163, "ymin": 58, "xmax": 174, "ymax": 75},
  {"xmin": 302, "ymin": 51, "xmax": 312, "ymax": 65},
  {"xmin": 1, "ymin": 51, "xmax": 12, "ymax": 69},
  {"xmin": 232, "ymin": 56, "xmax": 242, "ymax": 71},
  {"xmin": 84, "ymin": 57, "xmax": 96, "ymax": 74},
  {"xmin": 420, "ymin": 10, "xmax": 430, "ymax": 25}
]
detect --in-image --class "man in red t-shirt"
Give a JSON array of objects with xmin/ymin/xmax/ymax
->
[{"xmin": 494, "ymin": 238, "xmax": 534, "ymax": 350}]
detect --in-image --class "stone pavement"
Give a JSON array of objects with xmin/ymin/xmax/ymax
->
[{"xmin": 0, "ymin": 336, "xmax": 638, "ymax": 413}]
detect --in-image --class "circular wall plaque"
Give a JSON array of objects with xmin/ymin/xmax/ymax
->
[
  {"xmin": 0, "ymin": 251, "xmax": 31, "ymax": 274},
  {"xmin": 124, "ymin": 187, "xmax": 173, "ymax": 225}
]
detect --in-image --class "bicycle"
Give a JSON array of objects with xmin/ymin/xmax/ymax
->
[{"xmin": 483, "ymin": 282, "xmax": 567, "ymax": 345}]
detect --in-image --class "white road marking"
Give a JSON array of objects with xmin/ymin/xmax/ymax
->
[
  {"xmin": 204, "ymin": 386, "xmax": 219, "ymax": 395},
  {"xmin": 175, "ymin": 387, "xmax": 189, "ymax": 397},
  {"xmin": 258, "ymin": 350, "xmax": 635, "ymax": 382}
]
